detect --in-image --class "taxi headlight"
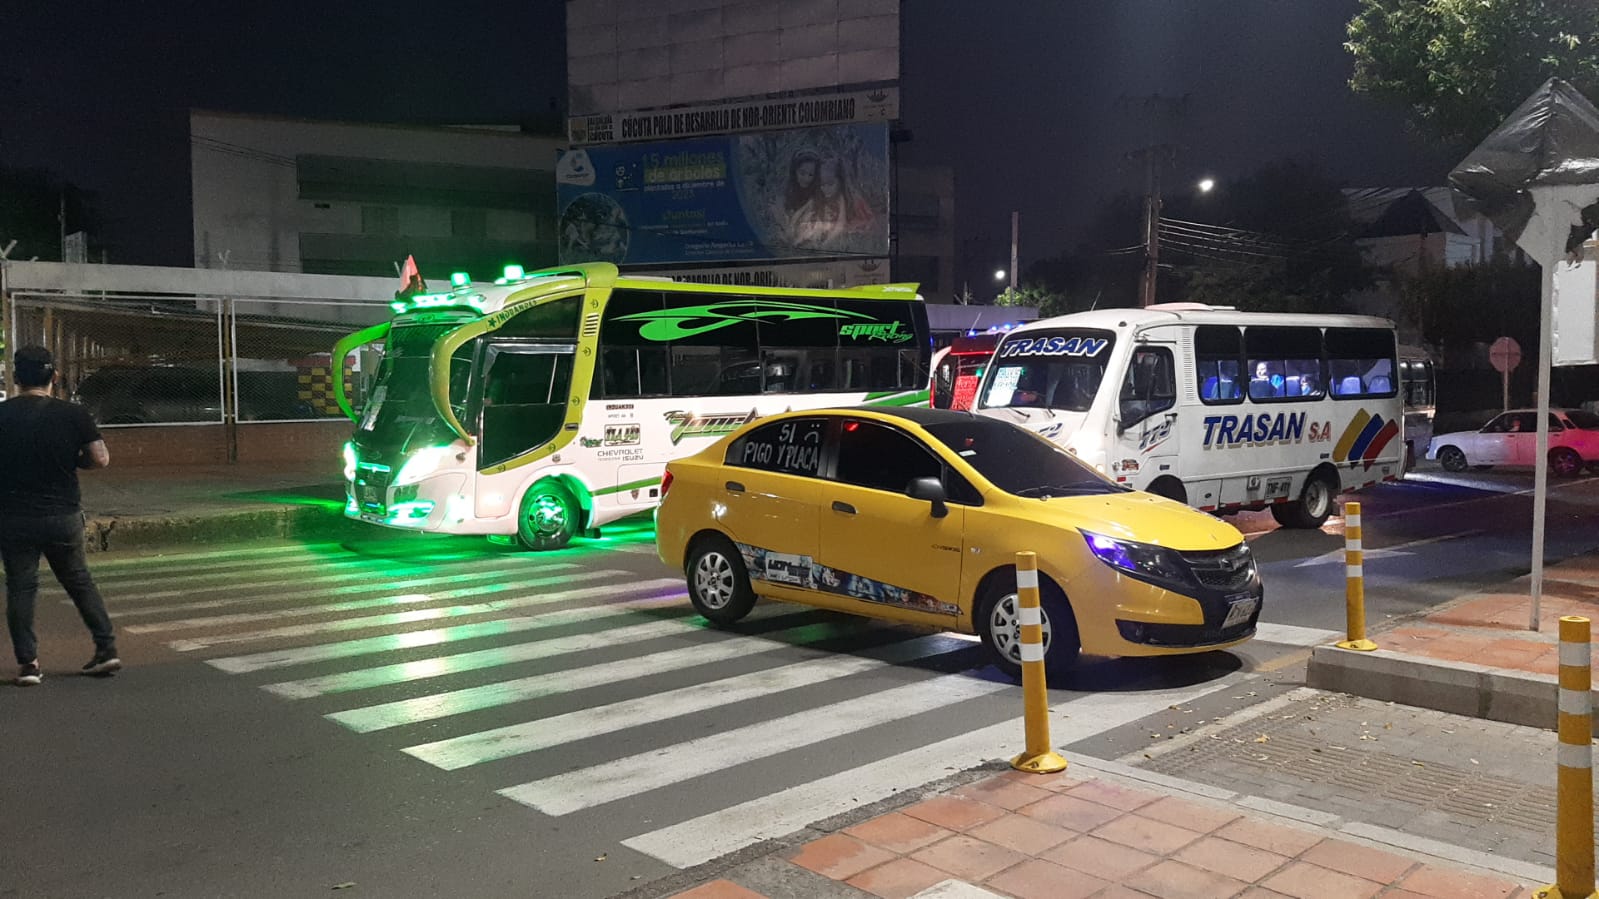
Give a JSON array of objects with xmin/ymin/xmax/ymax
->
[
  {"xmin": 1082, "ymin": 531, "xmax": 1195, "ymax": 591},
  {"xmin": 395, "ymin": 446, "xmax": 450, "ymax": 486}
]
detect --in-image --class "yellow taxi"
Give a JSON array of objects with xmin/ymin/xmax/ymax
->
[{"xmin": 654, "ymin": 407, "xmax": 1262, "ymax": 677}]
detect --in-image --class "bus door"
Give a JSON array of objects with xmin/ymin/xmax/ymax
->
[
  {"xmin": 475, "ymin": 344, "xmax": 575, "ymax": 510},
  {"xmin": 1113, "ymin": 342, "xmax": 1180, "ymax": 488}
]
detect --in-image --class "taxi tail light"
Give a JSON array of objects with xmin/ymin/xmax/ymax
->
[{"xmin": 660, "ymin": 470, "xmax": 674, "ymax": 497}]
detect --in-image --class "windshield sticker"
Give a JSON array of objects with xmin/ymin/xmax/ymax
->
[
  {"xmin": 615, "ymin": 300, "xmax": 871, "ymax": 341},
  {"xmin": 1201, "ymin": 412, "xmax": 1307, "ymax": 448},
  {"xmin": 987, "ymin": 366, "xmax": 1023, "ymax": 406},
  {"xmin": 358, "ymin": 386, "xmax": 387, "ymax": 431},
  {"xmin": 839, "ymin": 321, "xmax": 912, "ymax": 343},
  {"xmin": 998, "ymin": 335, "xmax": 1109, "ymax": 359},
  {"xmin": 664, "ymin": 409, "xmax": 758, "ymax": 444},
  {"xmin": 735, "ymin": 542, "xmax": 959, "ymax": 616}
]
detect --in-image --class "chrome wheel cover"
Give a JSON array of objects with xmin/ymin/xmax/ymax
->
[
  {"xmin": 692, "ymin": 551, "xmax": 737, "ymax": 610},
  {"xmin": 525, "ymin": 493, "xmax": 569, "ymax": 538},
  {"xmin": 988, "ymin": 591, "xmax": 1052, "ymax": 663}
]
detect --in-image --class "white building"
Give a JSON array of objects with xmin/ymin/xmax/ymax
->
[{"xmin": 190, "ymin": 110, "xmax": 564, "ymax": 280}]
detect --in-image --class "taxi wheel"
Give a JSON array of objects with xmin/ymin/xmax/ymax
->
[
  {"xmin": 686, "ymin": 535, "xmax": 756, "ymax": 625},
  {"xmin": 977, "ymin": 575, "xmax": 1079, "ymax": 681},
  {"xmin": 1270, "ymin": 472, "xmax": 1335, "ymax": 529},
  {"xmin": 517, "ymin": 481, "xmax": 580, "ymax": 551}
]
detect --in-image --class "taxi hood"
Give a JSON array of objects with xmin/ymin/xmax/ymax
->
[{"xmin": 1026, "ymin": 490, "xmax": 1244, "ymax": 551}]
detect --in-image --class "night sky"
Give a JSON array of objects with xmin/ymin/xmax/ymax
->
[{"xmin": 4, "ymin": 0, "xmax": 1455, "ymax": 282}]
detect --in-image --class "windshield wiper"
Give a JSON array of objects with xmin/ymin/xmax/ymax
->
[
  {"xmin": 1007, "ymin": 407, "xmax": 1032, "ymax": 421},
  {"xmin": 1014, "ymin": 483, "xmax": 1121, "ymax": 499}
]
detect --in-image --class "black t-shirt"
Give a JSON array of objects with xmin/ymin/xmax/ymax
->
[{"xmin": 0, "ymin": 395, "xmax": 102, "ymax": 516}]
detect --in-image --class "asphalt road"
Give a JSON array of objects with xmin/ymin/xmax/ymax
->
[{"xmin": 5, "ymin": 465, "xmax": 1595, "ymax": 899}]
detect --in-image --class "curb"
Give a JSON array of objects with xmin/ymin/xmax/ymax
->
[
  {"xmin": 1306, "ymin": 643, "xmax": 1574, "ymax": 729},
  {"xmin": 81, "ymin": 504, "xmax": 367, "ymax": 554}
]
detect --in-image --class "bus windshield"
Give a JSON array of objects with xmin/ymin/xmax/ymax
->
[
  {"xmin": 924, "ymin": 418, "xmax": 1124, "ymax": 497},
  {"xmin": 978, "ymin": 329, "xmax": 1115, "ymax": 413},
  {"xmin": 359, "ymin": 324, "xmax": 473, "ymax": 452}
]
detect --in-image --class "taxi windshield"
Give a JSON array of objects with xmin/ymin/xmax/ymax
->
[
  {"xmin": 923, "ymin": 418, "xmax": 1125, "ymax": 497},
  {"xmin": 978, "ymin": 329, "xmax": 1115, "ymax": 413}
]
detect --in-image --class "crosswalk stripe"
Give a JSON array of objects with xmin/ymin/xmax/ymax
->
[
  {"xmin": 91, "ymin": 542, "xmax": 342, "ymax": 570},
  {"xmin": 403, "ymin": 633, "xmax": 969, "ymax": 769},
  {"xmin": 118, "ymin": 558, "xmax": 549, "ymax": 603},
  {"xmin": 319, "ymin": 611, "xmax": 842, "ymax": 728},
  {"xmin": 204, "ymin": 579, "xmax": 687, "ymax": 673},
  {"xmin": 621, "ymin": 675, "xmax": 1250, "ymax": 868},
  {"xmin": 1252, "ymin": 623, "xmax": 1342, "ymax": 647},
  {"xmin": 93, "ymin": 552, "xmax": 481, "ymax": 587},
  {"xmin": 497, "ymin": 674, "xmax": 1011, "ymax": 816},
  {"xmin": 124, "ymin": 566, "xmax": 587, "ymax": 632},
  {"xmin": 168, "ymin": 570, "xmax": 640, "ymax": 651}
]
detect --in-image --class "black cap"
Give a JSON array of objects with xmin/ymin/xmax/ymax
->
[{"xmin": 14, "ymin": 345, "xmax": 55, "ymax": 387}]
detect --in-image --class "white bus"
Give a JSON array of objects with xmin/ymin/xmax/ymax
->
[
  {"xmin": 331, "ymin": 262, "xmax": 931, "ymax": 549},
  {"xmin": 972, "ymin": 304, "xmax": 1403, "ymax": 528}
]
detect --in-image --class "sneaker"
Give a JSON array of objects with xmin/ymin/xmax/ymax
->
[
  {"xmin": 17, "ymin": 661, "xmax": 41, "ymax": 686},
  {"xmin": 82, "ymin": 651, "xmax": 121, "ymax": 676}
]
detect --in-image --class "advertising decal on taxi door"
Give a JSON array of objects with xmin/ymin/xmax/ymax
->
[{"xmin": 736, "ymin": 542, "xmax": 959, "ymax": 616}]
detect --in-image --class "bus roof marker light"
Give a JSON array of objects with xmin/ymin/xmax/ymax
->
[
  {"xmin": 504, "ymin": 264, "xmax": 525, "ymax": 281},
  {"xmin": 450, "ymin": 272, "xmax": 470, "ymax": 287}
]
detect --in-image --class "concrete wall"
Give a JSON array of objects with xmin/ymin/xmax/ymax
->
[
  {"xmin": 102, "ymin": 420, "xmax": 351, "ymax": 467},
  {"xmin": 190, "ymin": 111, "xmax": 564, "ymax": 277}
]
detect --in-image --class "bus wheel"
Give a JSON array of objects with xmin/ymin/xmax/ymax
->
[
  {"xmin": 516, "ymin": 481, "xmax": 580, "ymax": 551},
  {"xmin": 685, "ymin": 534, "xmax": 756, "ymax": 625},
  {"xmin": 1147, "ymin": 477, "xmax": 1186, "ymax": 504},
  {"xmin": 1271, "ymin": 472, "xmax": 1336, "ymax": 529},
  {"xmin": 977, "ymin": 572, "xmax": 1079, "ymax": 681}
]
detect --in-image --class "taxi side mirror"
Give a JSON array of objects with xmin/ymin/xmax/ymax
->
[{"xmin": 906, "ymin": 477, "xmax": 949, "ymax": 519}]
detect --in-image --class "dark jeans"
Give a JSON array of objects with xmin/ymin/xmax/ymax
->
[{"xmin": 1, "ymin": 512, "xmax": 115, "ymax": 665}]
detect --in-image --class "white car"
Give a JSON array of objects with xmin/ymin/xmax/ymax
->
[{"xmin": 1427, "ymin": 409, "xmax": 1599, "ymax": 477}]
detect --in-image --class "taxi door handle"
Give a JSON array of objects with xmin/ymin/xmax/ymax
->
[
  {"xmin": 725, "ymin": 481, "xmax": 745, "ymax": 493},
  {"xmin": 831, "ymin": 501, "xmax": 856, "ymax": 515}
]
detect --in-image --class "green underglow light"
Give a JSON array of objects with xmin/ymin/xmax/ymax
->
[
  {"xmin": 503, "ymin": 264, "xmax": 525, "ymax": 280},
  {"xmin": 384, "ymin": 500, "xmax": 435, "ymax": 526},
  {"xmin": 390, "ymin": 300, "xmax": 408, "ymax": 313},
  {"xmin": 450, "ymin": 271, "xmax": 471, "ymax": 287}
]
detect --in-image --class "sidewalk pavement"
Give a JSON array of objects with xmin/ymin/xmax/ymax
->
[
  {"xmin": 1309, "ymin": 555, "xmax": 1599, "ymax": 728},
  {"xmin": 663, "ymin": 764, "xmax": 1539, "ymax": 899},
  {"xmin": 76, "ymin": 461, "xmax": 357, "ymax": 552}
]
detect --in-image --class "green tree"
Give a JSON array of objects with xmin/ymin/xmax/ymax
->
[
  {"xmin": 1397, "ymin": 258, "xmax": 1541, "ymax": 355},
  {"xmin": 1346, "ymin": 0, "xmax": 1599, "ymax": 145}
]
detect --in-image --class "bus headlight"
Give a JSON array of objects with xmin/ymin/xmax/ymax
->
[
  {"xmin": 396, "ymin": 446, "xmax": 451, "ymax": 486},
  {"xmin": 342, "ymin": 442, "xmax": 357, "ymax": 482}
]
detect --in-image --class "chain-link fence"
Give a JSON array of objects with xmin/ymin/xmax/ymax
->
[{"xmin": 5, "ymin": 268, "xmax": 389, "ymax": 427}]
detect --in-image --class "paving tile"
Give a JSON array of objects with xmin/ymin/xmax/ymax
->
[
  {"xmin": 1042, "ymin": 834, "xmax": 1161, "ymax": 882},
  {"xmin": 1124, "ymin": 859, "xmax": 1250, "ymax": 899},
  {"xmin": 1379, "ymin": 892, "xmax": 1435, "ymax": 899},
  {"xmin": 1134, "ymin": 795, "xmax": 1241, "ymax": 834},
  {"xmin": 983, "ymin": 858, "xmax": 1108, "ymax": 899},
  {"xmin": 1396, "ymin": 864, "xmax": 1523, "ymax": 898},
  {"xmin": 1260, "ymin": 861, "xmax": 1382, "ymax": 899},
  {"xmin": 845, "ymin": 812, "xmax": 957, "ymax": 855},
  {"xmin": 999, "ymin": 769, "xmax": 1084, "ymax": 792},
  {"xmin": 1016, "ymin": 794, "xmax": 1122, "ymax": 831},
  {"xmin": 1213, "ymin": 817, "xmax": 1323, "ymax": 857},
  {"xmin": 910, "ymin": 835, "xmax": 1030, "ymax": 882},
  {"xmin": 1087, "ymin": 887, "xmax": 1156, "ymax": 899},
  {"xmin": 789, "ymin": 833, "xmax": 897, "ymax": 881},
  {"xmin": 1236, "ymin": 890, "xmax": 1295, "ymax": 898},
  {"xmin": 1091, "ymin": 812, "xmax": 1205, "ymax": 855},
  {"xmin": 1063, "ymin": 779, "xmax": 1162, "ymax": 812},
  {"xmin": 966, "ymin": 812, "xmax": 1076, "ymax": 855},
  {"xmin": 1297, "ymin": 837, "xmax": 1418, "ymax": 883},
  {"xmin": 844, "ymin": 858, "xmax": 952, "ymax": 899},
  {"xmin": 902, "ymin": 796, "xmax": 1008, "ymax": 832},
  {"xmin": 954, "ymin": 776, "xmax": 1058, "ymax": 811},
  {"xmin": 671, "ymin": 880, "xmax": 769, "ymax": 899},
  {"xmin": 1173, "ymin": 835, "xmax": 1291, "ymax": 882}
]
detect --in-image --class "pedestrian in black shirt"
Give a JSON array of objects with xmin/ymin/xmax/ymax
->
[{"xmin": 0, "ymin": 347, "xmax": 119, "ymax": 685}]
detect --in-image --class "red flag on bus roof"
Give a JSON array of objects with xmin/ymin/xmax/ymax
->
[{"xmin": 396, "ymin": 255, "xmax": 426, "ymax": 297}]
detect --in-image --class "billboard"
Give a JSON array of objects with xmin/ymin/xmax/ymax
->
[
  {"xmin": 569, "ymin": 87, "xmax": 899, "ymax": 145},
  {"xmin": 556, "ymin": 123, "xmax": 889, "ymax": 266}
]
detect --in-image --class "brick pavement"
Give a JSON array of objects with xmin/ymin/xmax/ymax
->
[{"xmin": 668, "ymin": 769, "xmax": 1535, "ymax": 899}]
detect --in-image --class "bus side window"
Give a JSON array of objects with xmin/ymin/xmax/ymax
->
[
  {"xmin": 1326, "ymin": 327, "xmax": 1396, "ymax": 400},
  {"xmin": 1195, "ymin": 325, "xmax": 1243, "ymax": 405},
  {"xmin": 480, "ymin": 351, "xmax": 573, "ymax": 468},
  {"xmin": 1119, "ymin": 347, "xmax": 1175, "ymax": 427}
]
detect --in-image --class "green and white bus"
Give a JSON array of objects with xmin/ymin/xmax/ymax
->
[{"xmin": 332, "ymin": 262, "xmax": 930, "ymax": 549}]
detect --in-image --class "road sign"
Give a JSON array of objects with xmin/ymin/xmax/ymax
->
[{"xmin": 1490, "ymin": 336, "xmax": 1522, "ymax": 373}]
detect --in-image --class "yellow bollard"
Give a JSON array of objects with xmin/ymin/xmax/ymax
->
[
  {"xmin": 1336, "ymin": 501, "xmax": 1378, "ymax": 651},
  {"xmin": 1010, "ymin": 551, "xmax": 1068, "ymax": 774},
  {"xmin": 1534, "ymin": 617, "xmax": 1597, "ymax": 899}
]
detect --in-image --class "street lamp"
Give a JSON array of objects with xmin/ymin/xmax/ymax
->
[{"xmin": 1198, "ymin": 177, "xmax": 1215, "ymax": 193}]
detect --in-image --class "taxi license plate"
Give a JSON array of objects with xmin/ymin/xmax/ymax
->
[{"xmin": 1222, "ymin": 597, "xmax": 1259, "ymax": 629}]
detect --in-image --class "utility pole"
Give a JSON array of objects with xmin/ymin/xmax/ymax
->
[
  {"xmin": 1118, "ymin": 93, "xmax": 1190, "ymax": 307},
  {"xmin": 1009, "ymin": 211, "xmax": 1019, "ymax": 294}
]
